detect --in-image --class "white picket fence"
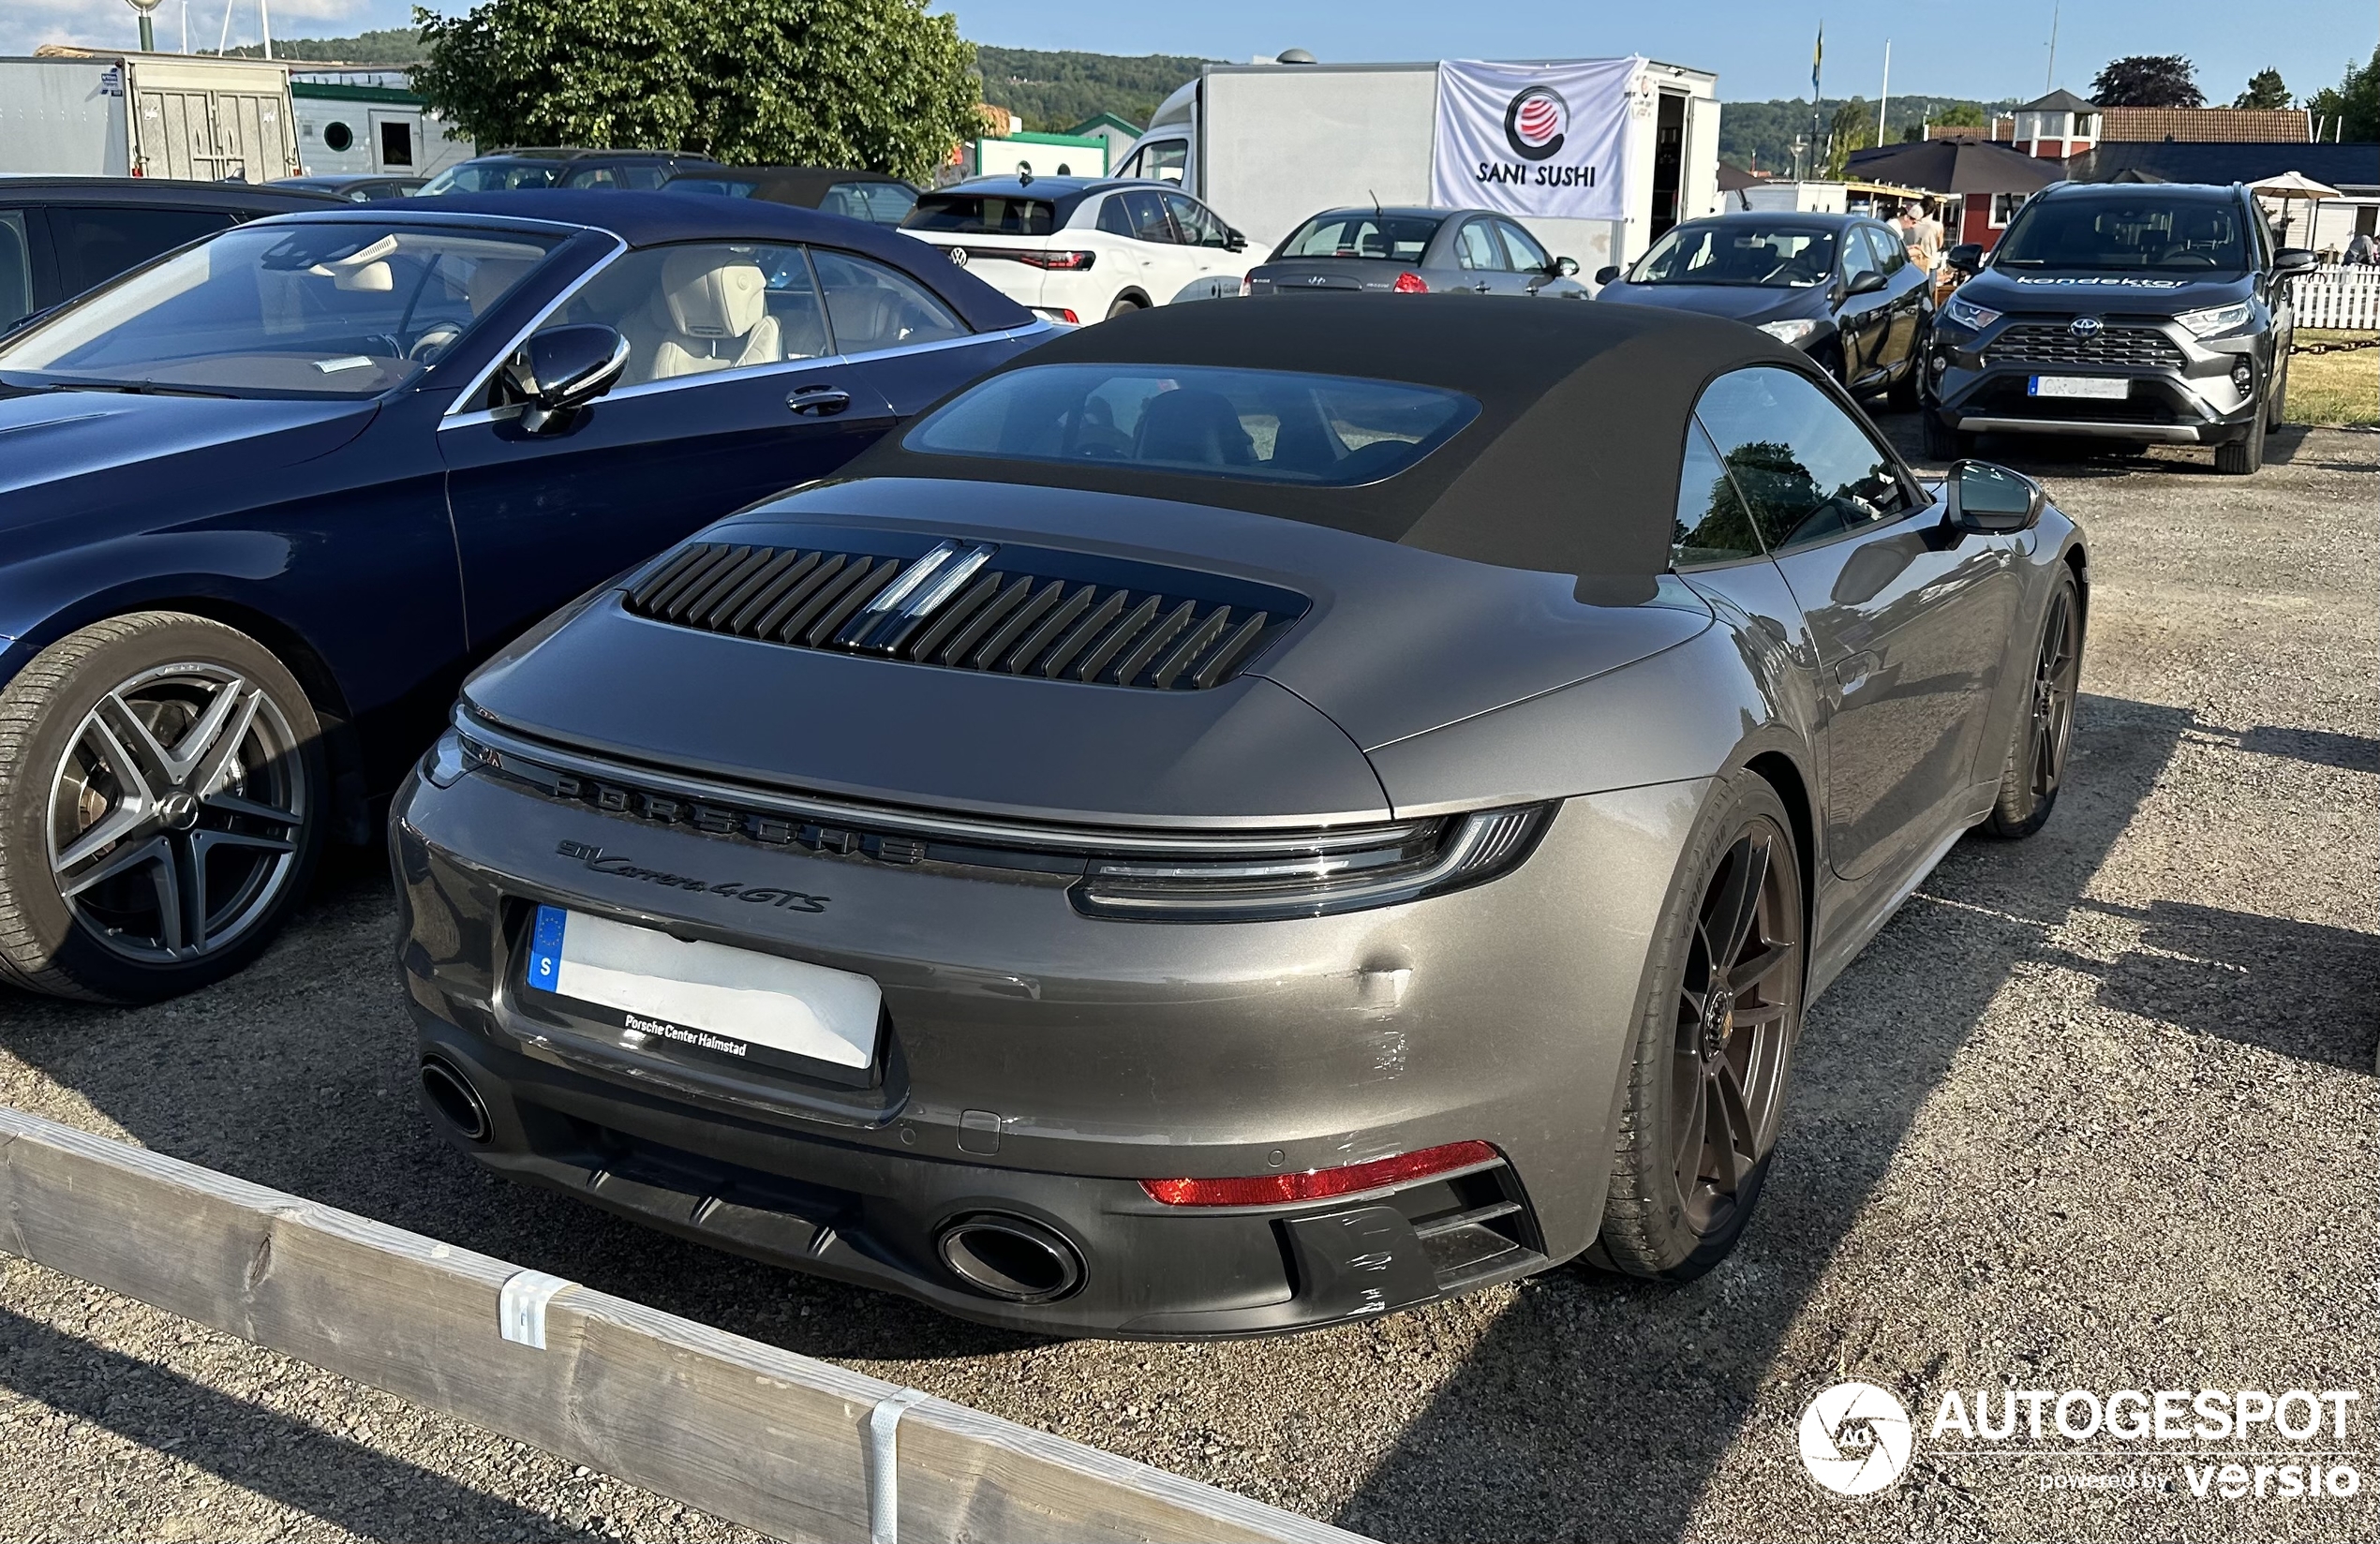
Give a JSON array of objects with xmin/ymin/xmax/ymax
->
[{"xmin": 2293, "ymin": 267, "xmax": 2380, "ymax": 332}]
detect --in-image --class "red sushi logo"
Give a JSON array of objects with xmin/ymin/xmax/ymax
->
[{"xmin": 1504, "ymin": 86, "xmax": 1568, "ymax": 161}]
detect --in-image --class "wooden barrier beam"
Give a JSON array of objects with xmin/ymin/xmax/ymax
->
[{"xmin": 0, "ymin": 1106, "xmax": 1369, "ymax": 1544}]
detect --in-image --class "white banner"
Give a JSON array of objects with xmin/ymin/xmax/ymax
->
[{"xmin": 1430, "ymin": 57, "xmax": 1644, "ymax": 221}]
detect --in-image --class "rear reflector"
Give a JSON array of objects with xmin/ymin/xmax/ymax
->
[{"xmin": 1141, "ymin": 1140, "xmax": 1496, "ymax": 1207}]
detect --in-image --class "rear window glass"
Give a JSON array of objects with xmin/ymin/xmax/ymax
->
[
  {"xmin": 1276, "ymin": 214, "xmax": 1442, "ymax": 262},
  {"xmin": 823, "ymin": 181, "xmax": 918, "ymax": 226},
  {"xmin": 904, "ymin": 194, "xmax": 1056, "ymax": 237},
  {"xmin": 905, "ymin": 364, "xmax": 1479, "ymax": 487},
  {"xmin": 666, "ymin": 177, "xmax": 761, "ymax": 199},
  {"xmin": 1994, "ymin": 197, "xmax": 2248, "ymax": 273}
]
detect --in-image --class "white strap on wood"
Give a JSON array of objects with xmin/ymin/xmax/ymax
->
[
  {"xmin": 867, "ymin": 1387, "xmax": 930, "ymax": 1544},
  {"xmin": 498, "ymin": 1269, "xmax": 577, "ymax": 1350}
]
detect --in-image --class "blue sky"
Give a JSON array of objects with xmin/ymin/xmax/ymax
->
[{"xmin": 14, "ymin": 0, "xmax": 2375, "ymax": 108}]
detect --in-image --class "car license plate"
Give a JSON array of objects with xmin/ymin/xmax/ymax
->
[
  {"xmin": 521, "ymin": 905, "xmax": 880, "ymax": 1070},
  {"xmin": 2029, "ymin": 375, "xmax": 2130, "ymax": 400}
]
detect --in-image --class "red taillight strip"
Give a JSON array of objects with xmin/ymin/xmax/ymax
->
[{"xmin": 1141, "ymin": 1140, "xmax": 1498, "ymax": 1208}]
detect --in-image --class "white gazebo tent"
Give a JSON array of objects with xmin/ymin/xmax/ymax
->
[{"xmin": 2247, "ymin": 171, "xmax": 2344, "ymax": 250}]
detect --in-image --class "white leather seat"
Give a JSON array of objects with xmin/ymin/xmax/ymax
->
[{"xmin": 647, "ymin": 251, "xmax": 779, "ymax": 380}]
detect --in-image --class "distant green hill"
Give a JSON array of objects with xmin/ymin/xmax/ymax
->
[
  {"xmin": 1719, "ymin": 96, "xmax": 2023, "ymax": 174},
  {"xmin": 222, "ymin": 27, "xmax": 425, "ymax": 64},
  {"xmin": 973, "ymin": 47, "xmax": 1214, "ymax": 133}
]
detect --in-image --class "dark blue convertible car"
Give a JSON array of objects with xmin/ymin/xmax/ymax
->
[{"xmin": 0, "ymin": 191, "xmax": 1045, "ymax": 1002}]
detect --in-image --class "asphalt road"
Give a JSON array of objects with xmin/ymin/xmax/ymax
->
[{"xmin": 2, "ymin": 418, "xmax": 2373, "ymax": 1544}]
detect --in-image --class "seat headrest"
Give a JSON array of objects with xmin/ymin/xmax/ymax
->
[
  {"xmin": 1136, "ymin": 388, "xmax": 1255, "ymax": 466},
  {"xmin": 466, "ymin": 258, "xmax": 535, "ymax": 314},
  {"xmin": 662, "ymin": 250, "xmax": 767, "ymax": 339}
]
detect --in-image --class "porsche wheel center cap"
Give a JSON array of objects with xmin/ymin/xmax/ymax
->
[{"xmin": 1702, "ymin": 983, "xmax": 1738, "ymax": 1056}]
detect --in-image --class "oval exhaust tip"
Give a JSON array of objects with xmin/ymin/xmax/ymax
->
[
  {"xmin": 419, "ymin": 1056, "xmax": 492, "ymax": 1144},
  {"xmin": 936, "ymin": 1213, "xmax": 1084, "ymax": 1303}
]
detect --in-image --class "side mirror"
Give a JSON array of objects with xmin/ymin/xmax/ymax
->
[
  {"xmin": 2274, "ymin": 247, "xmax": 2319, "ymax": 275},
  {"xmin": 1552, "ymin": 255, "xmax": 1580, "ymax": 277},
  {"xmin": 1594, "ymin": 264, "xmax": 1621, "ymax": 286},
  {"xmin": 1945, "ymin": 243, "xmax": 1984, "ymax": 275},
  {"xmin": 1225, "ymin": 228, "xmax": 1248, "ymax": 252},
  {"xmin": 498, "ymin": 324, "xmax": 629, "ymax": 434},
  {"xmin": 1944, "ymin": 459, "xmax": 2042, "ymax": 535},
  {"xmin": 1847, "ymin": 268, "xmax": 1889, "ymax": 296}
]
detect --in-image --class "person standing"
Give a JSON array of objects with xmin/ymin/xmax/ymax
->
[{"xmin": 1900, "ymin": 202, "xmax": 1942, "ymax": 270}]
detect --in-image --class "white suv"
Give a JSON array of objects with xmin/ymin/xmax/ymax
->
[{"xmin": 901, "ymin": 177, "xmax": 1260, "ymax": 325}]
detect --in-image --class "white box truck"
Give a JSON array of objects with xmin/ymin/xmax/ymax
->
[
  {"xmin": 1114, "ymin": 56, "xmax": 1721, "ymax": 276},
  {"xmin": 0, "ymin": 52, "xmax": 299, "ymax": 181}
]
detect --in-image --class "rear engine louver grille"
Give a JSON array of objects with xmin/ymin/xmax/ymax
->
[{"xmin": 624, "ymin": 539, "xmax": 1297, "ymax": 690}]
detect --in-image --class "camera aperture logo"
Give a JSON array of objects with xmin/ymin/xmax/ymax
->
[{"xmin": 1801, "ymin": 1383, "xmax": 1915, "ymax": 1495}]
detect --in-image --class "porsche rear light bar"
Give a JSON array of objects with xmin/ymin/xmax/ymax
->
[{"xmin": 1141, "ymin": 1140, "xmax": 1499, "ymax": 1208}]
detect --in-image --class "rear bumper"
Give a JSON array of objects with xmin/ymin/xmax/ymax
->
[{"xmin": 390, "ymin": 762, "xmax": 1703, "ymax": 1338}]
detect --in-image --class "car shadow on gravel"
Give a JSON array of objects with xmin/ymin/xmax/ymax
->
[
  {"xmin": 1330, "ymin": 692, "xmax": 2196, "ymax": 1544},
  {"xmin": 0, "ymin": 1303, "xmax": 558, "ymax": 1541}
]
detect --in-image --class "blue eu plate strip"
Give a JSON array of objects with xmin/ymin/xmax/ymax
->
[{"xmin": 525, "ymin": 905, "xmax": 567, "ymax": 995}]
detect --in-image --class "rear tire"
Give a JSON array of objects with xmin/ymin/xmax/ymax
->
[
  {"xmin": 2214, "ymin": 409, "xmax": 2265, "ymax": 476},
  {"xmin": 1981, "ymin": 568, "xmax": 2081, "ymax": 839},
  {"xmin": 1922, "ymin": 411, "xmax": 1971, "ymax": 460},
  {"xmin": 1104, "ymin": 295, "xmax": 1144, "ymax": 321},
  {"xmin": 1886, "ymin": 358, "xmax": 1922, "ymax": 411},
  {"xmin": 0, "ymin": 612, "xmax": 325, "ymax": 1002},
  {"xmin": 1593, "ymin": 771, "xmax": 1805, "ymax": 1281}
]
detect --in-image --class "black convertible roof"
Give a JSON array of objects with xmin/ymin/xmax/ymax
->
[{"xmin": 847, "ymin": 294, "xmax": 1825, "ymax": 594}]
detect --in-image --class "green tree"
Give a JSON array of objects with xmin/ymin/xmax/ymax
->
[
  {"xmin": 1823, "ymin": 98, "xmax": 1872, "ymax": 176},
  {"xmin": 412, "ymin": 0, "xmax": 978, "ymax": 184},
  {"xmin": 2233, "ymin": 68, "xmax": 2290, "ymax": 110},
  {"xmin": 1931, "ymin": 101, "xmax": 1990, "ymax": 126},
  {"xmin": 2305, "ymin": 45, "xmax": 2380, "ymax": 141},
  {"xmin": 2088, "ymin": 55, "xmax": 2204, "ymax": 108}
]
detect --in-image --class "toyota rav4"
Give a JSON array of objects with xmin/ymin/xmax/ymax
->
[{"xmin": 1923, "ymin": 182, "xmax": 2316, "ymax": 475}]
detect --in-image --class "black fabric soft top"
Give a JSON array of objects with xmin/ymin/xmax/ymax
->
[{"xmin": 841, "ymin": 293, "xmax": 1827, "ymax": 594}]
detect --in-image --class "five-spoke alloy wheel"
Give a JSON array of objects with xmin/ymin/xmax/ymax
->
[{"xmin": 0, "ymin": 614, "xmax": 324, "ymax": 1002}]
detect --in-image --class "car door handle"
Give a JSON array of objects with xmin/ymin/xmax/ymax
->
[{"xmin": 787, "ymin": 386, "xmax": 852, "ymax": 417}]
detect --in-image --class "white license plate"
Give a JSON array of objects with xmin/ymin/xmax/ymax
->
[
  {"xmin": 2029, "ymin": 375, "xmax": 2131, "ymax": 401},
  {"xmin": 523, "ymin": 906, "xmax": 880, "ymax": 1070}
]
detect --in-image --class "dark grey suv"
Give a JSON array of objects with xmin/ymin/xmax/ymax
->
[{"xmin": 1925, "ymin": 182, "xmax": 2317, "ymax": 474}]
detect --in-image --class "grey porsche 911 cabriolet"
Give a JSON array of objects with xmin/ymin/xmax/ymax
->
[{"xmin": 391, "ymin": 296, "xmax": 2086, "ymax": 1338}]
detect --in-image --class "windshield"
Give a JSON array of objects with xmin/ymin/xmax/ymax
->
[
  {"xmin": 1275, "ymin": 214, "xmax": 1443, "ymax": 262},
  {"xmin": 904, "ymin": 194, "xmax": 1057, "ymax": 237},
  {"xmin": 1993, "ymin": 197, "xmax": 2248, "ymax": 273},
  {"xmin": 418, "ymin": 159, "xmax": 559, "ymax": 195},
  {"xmin": 0, "ymin": 222, "xmax": 559, "ymax": 397},
  {"xmin": 1629, "ymin": 223, "xmax": 1837, "ymax": 287},
  {"xmin": 905, "ymin": 364, "xmax": 1479, "ymax": 486}
]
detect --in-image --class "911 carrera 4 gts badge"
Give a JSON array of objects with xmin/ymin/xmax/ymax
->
[{"xmin": 555, "ymin": 840, "xmax": 828, "ymax": 913}]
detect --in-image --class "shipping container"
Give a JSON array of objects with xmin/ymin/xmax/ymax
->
[{"xmin": 0, "ymin": 52, "xmax": 297, "ymax": 182}]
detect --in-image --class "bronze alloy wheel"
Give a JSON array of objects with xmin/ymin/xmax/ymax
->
[
  {"xmin": 46, "ymin": 661, "xmax": 308, "ymax": 964},
  {"xmin": 1986, "ymin": 569, "xmax": 2081, "ymax": 839},
  {"xmin": 1668, "ymin": 816, "xmax": 1803, "ymax": 1236}
]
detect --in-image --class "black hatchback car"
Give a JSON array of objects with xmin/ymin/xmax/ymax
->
[
  {"xmin": 0, "ymin": 178, "xmax": 343, "ymax": 333},
  {"xmin": 1594, "ymin": 213, "xmax": 1931, "ymax": 405},
  {"xmin": 417, "ymin": 148, "xmax": 721, "ymax": 196},
  {"xmin": 1925, "ymin": 182, "xmax": 2315, "ymax": 474}
]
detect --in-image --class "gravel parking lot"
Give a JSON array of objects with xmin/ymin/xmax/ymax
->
[{"xmin": 2, "ymin": 416, "xmax": 2373, "ymax": 1544}]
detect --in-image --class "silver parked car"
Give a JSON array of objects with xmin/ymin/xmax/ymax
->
[{"xmin": 391, "ymin": 297, "xmax": 2087, "ymax": 1337}]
